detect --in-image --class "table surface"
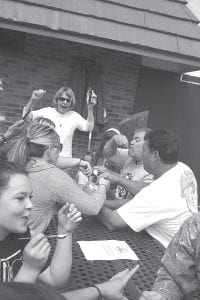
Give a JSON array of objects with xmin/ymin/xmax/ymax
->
[{"xmin": 47, "ymin": 215, "xmax": 165, "ymax": 299}]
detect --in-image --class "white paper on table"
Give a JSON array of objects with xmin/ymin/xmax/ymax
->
[{"xmin": 77, "ymin": 240, "xmax": 139, "ymax": 260}]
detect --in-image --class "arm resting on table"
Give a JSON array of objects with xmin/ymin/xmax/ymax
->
[{"xmin": 97, "ymin": 206, "xmax": 127, "ymax": 230}]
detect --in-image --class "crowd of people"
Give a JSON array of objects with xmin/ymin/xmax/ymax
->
[{"xmin": 0, "ymin": 81, "xmax": 200, "ymax": 299}]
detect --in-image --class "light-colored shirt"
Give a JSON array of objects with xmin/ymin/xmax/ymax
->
[
  {"xmin": 27, "ymin": 158, "xmax": 106, "ymax": 233},
  {"xmin": 108, "ymin": 148, "xmax": 153, "ymax": 199},
  {"xmin": 32, "ymin": 108, "xmax": 93, "ymax": 157},
  {"xmin": 117, "ymin": 162, "xmax": 198, "ymax": 247}
]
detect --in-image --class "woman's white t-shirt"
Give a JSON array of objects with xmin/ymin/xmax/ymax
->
[{"xmin": 33, "ymin": 108, "xmax": 93, "ymax": 157}]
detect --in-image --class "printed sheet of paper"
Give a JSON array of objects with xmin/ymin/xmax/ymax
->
[{"xmin": 77, "ymin": 240, "xmax": 139, "ymax": 260}]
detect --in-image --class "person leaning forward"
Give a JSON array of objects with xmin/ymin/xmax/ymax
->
[{"xmin": 98, "ymin": 129, "xmax": 198, "ymax": 248}]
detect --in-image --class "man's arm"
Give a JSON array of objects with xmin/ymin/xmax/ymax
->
[
  {"xmin": 104, "ymin": 199, "xmax": 130, "ymax": 210},
  {"xmin": 100, "ymin": 170, "xmax": 149, "ymax": 196},
  {"xmin": 97, "ymin": 206, "xmax": 127, "ymax": 230},
  {"xmin": 103, "ymin": 136, "xmax": 118, "ymax": 158},
  {"xmin": 118, "ymin": 176, "xmax": 150, "ymax": 195},
  {"xmin": 103, "ymin": 134, "xmax": 128, "ymax": 158}
]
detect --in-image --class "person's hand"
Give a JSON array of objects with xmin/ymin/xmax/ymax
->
[
  {"xmin": 57, "ymin": 203, "xmax": 82, "ymax": 234},
  {"xmin": 4, "ymin": 119, "xmax": 25, "ymax": 140},
  {"xmin": 23, "ymin": 233, "xmax": 51, "ymax": 273},
  {"xmin": 97, "ymin": 265, "xmax": 139, "ymax": 300},
  {"xmin": 87, "ymin": 89, "xmax": 97, "ymax": 108},
  {"xmin": 80, "ymin": 160, "xmax": 92, "ymax": 176},
  {"xmin": 139, "ymin": 291, "xmax": 164, "ymax": 300},
  {"xmin": 98, "ymin": 177, "xmax": 110, "ymax": 192},
  {"xmin": 99, "ymin": 170, "xmax": 120, "ymax": 184},
  {"xmin": 22, "ymin": 89, "xmax": 46, "ymax": 120},
  {"xmin": 113, "ymin": 134, "xmax": 128, "ymax": 149},
  {"xmin": 93, "ymin": 165, "xmax": 107, "ymax": 175},
  {"xmin": 30, "ymin": 89, "xmax": 46, "ymax": 103}
]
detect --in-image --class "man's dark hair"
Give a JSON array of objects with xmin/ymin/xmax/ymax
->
[{"xmin": 144, "ymin": 129, "xmax": 179, "ymax": 164}]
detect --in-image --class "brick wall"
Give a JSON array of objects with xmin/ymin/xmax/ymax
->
[{"xmin": 0, "ymin": 30, "xmax": 141, "ymax": 157}]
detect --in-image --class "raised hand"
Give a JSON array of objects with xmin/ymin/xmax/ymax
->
[
  {"xmin": 30, "ymin": 89, "xmax": 46, "ymax": 102},
  {"xmin": 23, "ymin": 89, "xmax": 46, "ymax": 120},
  {"xmin": 57, "ymin": 203, "xmax": 82, "ymax": 234},
  {"xmin": 113, "ymin": 134, "xmax": 128, "ymax": 149},
  {"xmin": 97, "ymin": 265, "xmax": 140, "ymax": 300},
  {"xmin": 23, "ymin": 233, "xmax": 51, "ymax": 273},
  {"xmin": 87, "ymin": 89, "xmax": 97, "ymax": 108}
]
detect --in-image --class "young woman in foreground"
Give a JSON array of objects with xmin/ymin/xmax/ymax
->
[
  {"xmin": 0, "ymin": 160, "xmax": 138, "ymax": 299},
  {"xmin": 0, "ymin": 160, "xmax": 81, "ymax": 288}
]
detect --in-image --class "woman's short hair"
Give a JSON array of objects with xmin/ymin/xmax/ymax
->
[{"xmin": 52, "ymin": 86, "xmax": 76, "ymax": 110}]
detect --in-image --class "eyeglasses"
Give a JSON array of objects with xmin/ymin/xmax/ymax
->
[{"xmin": 57, "ymin": 97, "xmax": 72, "ymax": 103}]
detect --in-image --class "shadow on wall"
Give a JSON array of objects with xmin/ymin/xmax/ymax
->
[{"xmin": 134, "ymin": 66, "xmax": 200, "ymax": 194}]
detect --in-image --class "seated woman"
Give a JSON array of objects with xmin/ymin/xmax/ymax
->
[
  {"xmin": 27, "ymin": 117, "xmax": 92, "ymax": 175},
  {"xmin": 7, "ymin": 117, "xmax": 109, "ymax": 233},
  {"xmin": 0, "ymin": 161, "xmax": 138, "ymax": 299},
  {"xmin": 0, "ymin": 160, "xmax": 81, "ymax": 288}
]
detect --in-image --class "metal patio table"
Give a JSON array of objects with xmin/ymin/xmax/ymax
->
[{"xmin": 47, "ymin": 215, "xmax": 165, "ymax": 299}]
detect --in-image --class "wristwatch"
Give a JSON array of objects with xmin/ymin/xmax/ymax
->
[{"xmin": 0, "ymin": 134, "xmax": 6, "ymax": 144}]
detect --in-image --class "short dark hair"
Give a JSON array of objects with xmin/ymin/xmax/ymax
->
[
  {"xmin": 144, "ymin": 129, "xmax": 179, "ymax": 164},
  {"xmin": 0, "ymin": 161, "xmax": 27, "ymax": 195}
]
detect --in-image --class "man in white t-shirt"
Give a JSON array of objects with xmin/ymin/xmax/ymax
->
[
  {"xmin": 98, "ymin": 129, "xmax": 198, "ymax": 248},
  {"xmin": 100, "ymin": 128, "xmax": 153, "ymax": 209}
]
